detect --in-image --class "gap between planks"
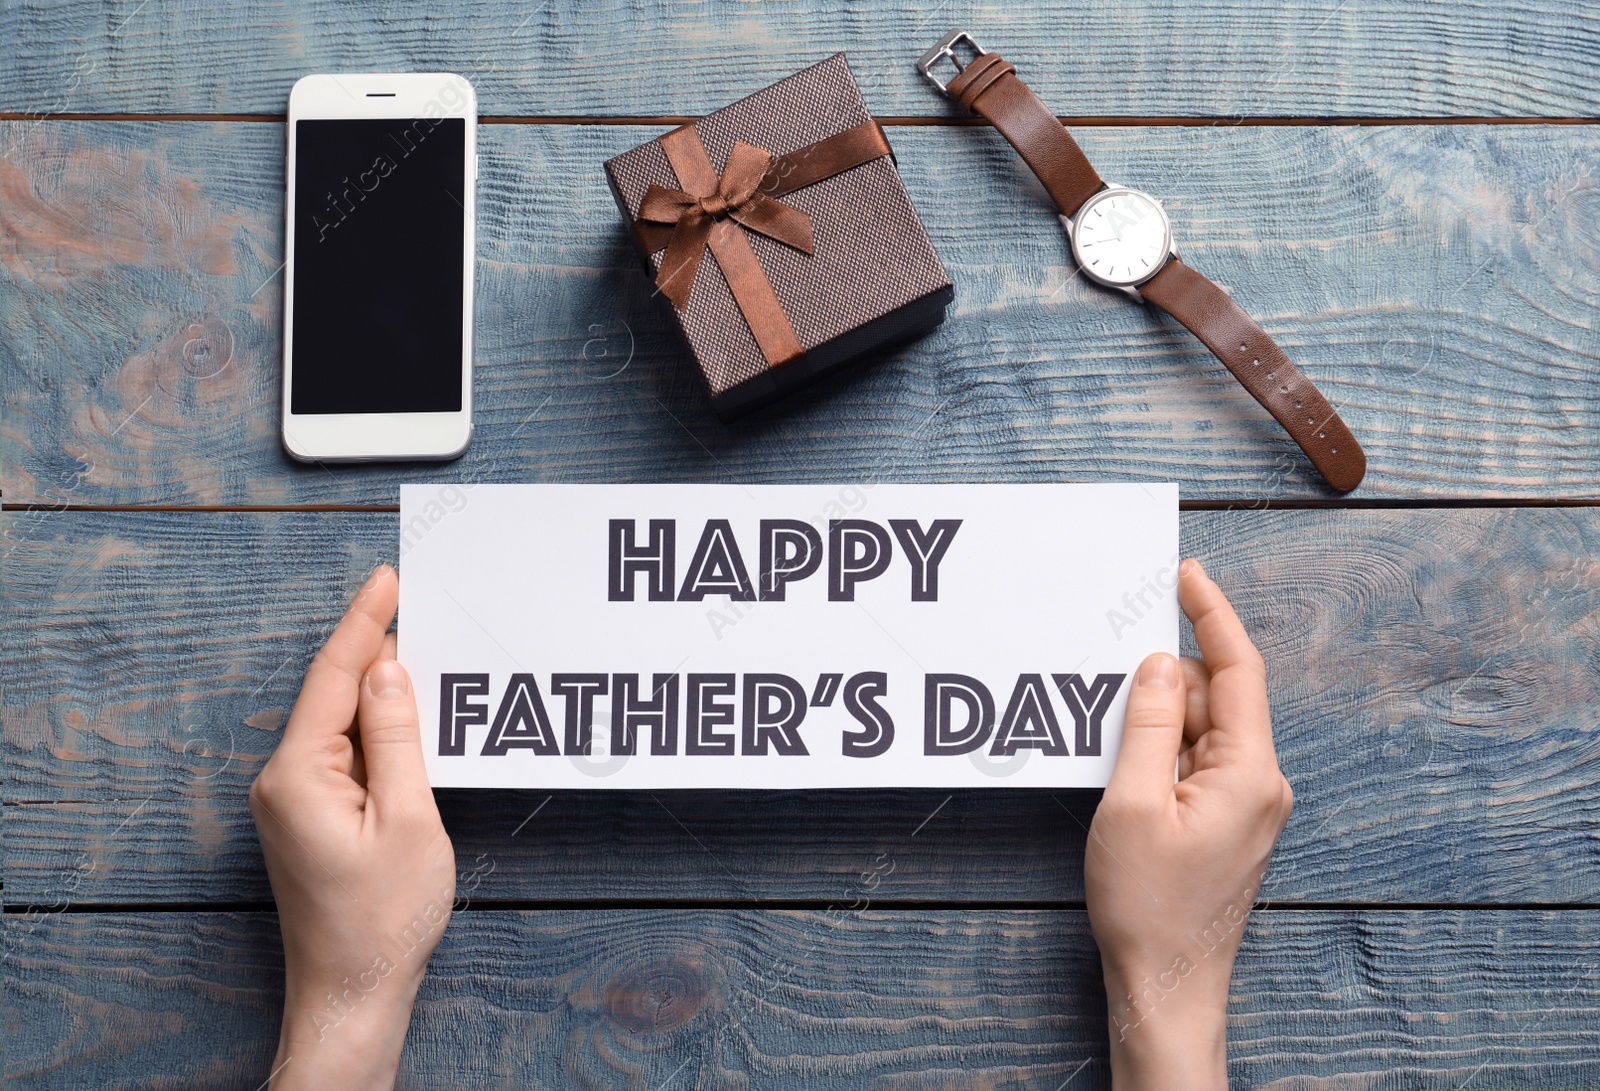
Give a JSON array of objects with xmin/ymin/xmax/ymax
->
[
  {"xmin": 11, "ymin": 900, "xmax": 1600, "ymax": 914},
  {"xmin": 2, "ymin": 113, "xmax": 1597, "ymax": 126},
  {"xmin": 6, "ymin": 499, "xmax": 1600, "ymax": 515}
]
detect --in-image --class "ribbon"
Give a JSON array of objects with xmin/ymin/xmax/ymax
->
[{"xmin": 635, "ymin": 120, "xmax": 893, "ymax": 370}]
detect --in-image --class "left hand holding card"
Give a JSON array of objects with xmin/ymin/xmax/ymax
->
[{"xmin": 250, "ymin": 565, "xmax": 455, "ymax": 1089}]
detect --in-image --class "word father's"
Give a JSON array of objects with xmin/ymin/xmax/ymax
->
[
  {"xmin": 439, "ymin": 671, "xmax": 1125, "ymax": 759},
  {"xmin": 608, "ymin": 517, "xmax": 963, "ymax": 602}
]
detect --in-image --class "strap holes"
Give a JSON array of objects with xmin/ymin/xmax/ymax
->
[
  {"xmin": 1280, "ymin": 385, "xmax": 1288, "ymax": 393},
  {"xmin": 1318, "ymin": 431, "xmax": 1326, "ymax": 439},
  {"xmin": 1331, "ymin": 447, "xmax": 1338, "ymax": 454},
  {"xmin": 1240, "ymin": 343, "xmax": 1248, "ymax": 353},
  {"xmin": 1307, "ymin": 417, "xmax": 1315, "ymax": 425},
  {"xmin": 1294, "ymin": 400, "xmax": 1303, "ymax": 408},
  {"xmin": 1265, "ymin": 372, "xmax": 1274, "ymax": 380},
  {"xmin": 1251, "ymin": 358, "xmax": 1260, "ymax": 367}
]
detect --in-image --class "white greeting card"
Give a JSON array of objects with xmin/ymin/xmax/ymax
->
[{"xmin": 398, "ymin": 483, "xmax": 1178, "ymax": 789}]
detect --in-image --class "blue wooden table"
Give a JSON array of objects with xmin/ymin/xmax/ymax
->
[{"xmin": 5, "ymin": 3, "xmax": 1600, "ymax": 1086}]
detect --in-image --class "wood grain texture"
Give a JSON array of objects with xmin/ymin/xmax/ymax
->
[
  {"xmin": 7, "ymin": 909, "xmax": 1600, "ymax": 1089},
  {"xmin": 4, "ymin": 1, "xmax": 1597, "ymax": 1080},
  {"xmin": 3, "ymin": 0, "xmax": 1599, "ymax": 119},
  {"xmin": 4, "ymin": 121, "xmax": 1600, "ymax": 504},
  {"xmin": 7, "ymin": 508, "xmax": 1598, "ymax": 904}
]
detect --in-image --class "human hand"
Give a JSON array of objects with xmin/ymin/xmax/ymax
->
[
  {"xmin": 249, "ymin": 565, "xmax": 456, "ymax": 1090},
  {"xmin": 1085, "ymin": 559, "xmax": 1293, "ymax": 1089}
]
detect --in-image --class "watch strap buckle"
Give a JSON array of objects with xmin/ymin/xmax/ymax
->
[{"xmin": 916, "ymin": 30, "xmax": 987, "ymax": 95}]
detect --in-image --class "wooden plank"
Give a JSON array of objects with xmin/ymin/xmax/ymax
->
[
  {"xmin": 4, "ymin": 790, "xmax": 1097, "ymax": 908},
  {"xmin": 7, "ymin": 508, "xmax": 1599, "ymax": 905},
  {"xmin": 3, "ymin": 1, "xmax": 1599, "ymax": 119},
  {"xmin": 5, "ymin": 121, "xmax": 1600, "ymax": 504},
  {"xmin": 6, "ymin": 909, "xmax": 1600, "ymax": 1089}
]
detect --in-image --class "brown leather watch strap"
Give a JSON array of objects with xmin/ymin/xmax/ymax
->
[
  {"xmin": 944, "ymin": 53, "xmax": 1103, "ymax": 216},
  {"xmin": 1140, "ymin": 258, "xmax": 1366, "ymax": 492}
]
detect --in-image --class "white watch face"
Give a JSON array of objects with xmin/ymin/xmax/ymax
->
[{"xmin": 1071, "ymin": 188, "xmax": 1172, "ymax": 288}]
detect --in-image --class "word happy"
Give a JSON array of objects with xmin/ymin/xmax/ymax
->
[{"xmin": 608, "ymin": 518, "xmax": 963, "ymax": 602}]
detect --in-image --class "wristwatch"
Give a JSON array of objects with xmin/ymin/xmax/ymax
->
[{"xmin": 917, "ymin": 31, "xmax": 1366, "ymax": 492}]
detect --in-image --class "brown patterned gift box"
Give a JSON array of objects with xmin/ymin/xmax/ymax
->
[{"xmin": 604, "ymin": 53, "xmax": 954, "ymax": 420}]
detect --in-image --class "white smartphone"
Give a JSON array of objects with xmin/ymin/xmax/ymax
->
[{"xmin": 282, "ymin": 73, "xmax": 477, "ymax": 462}]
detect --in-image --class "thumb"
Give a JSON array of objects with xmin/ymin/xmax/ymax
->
[
  {"xmin": 1106, "ymin": 653, "xmax": 1188, "ymax": 803},
  {"xmin": 357, "ymin": 658, "xmax": 434, "ymax": 806}
]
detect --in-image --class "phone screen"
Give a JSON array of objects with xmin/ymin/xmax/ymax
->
[{"xmin": 290, "ymin": 117, "xmax": 466, "ymax": 415}]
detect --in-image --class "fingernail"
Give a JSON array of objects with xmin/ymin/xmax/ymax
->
[
  {"xmin": 1136, "ymin": 653, "xmax": 1180, "ymax": 690},
  {"xmin": 361, "ymin": 564, "xmax": 386, "ymax": 591},
  {"xmin": 1182, "ymin": 557, "xmax": 1207, "ymax": 579},
  {"xmin": 366, "ymin": 659, "xmax": 411, "ymax": 700}
]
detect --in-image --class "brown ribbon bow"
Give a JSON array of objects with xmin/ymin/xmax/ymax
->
[{"xmin": 634, "ymin": 120, "xmax": 894, "ymax": 370}]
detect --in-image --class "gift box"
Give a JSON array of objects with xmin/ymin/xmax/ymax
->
[{"xmin": 604, "ymin": 54, "xmax": 954, "ymax": 420}]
